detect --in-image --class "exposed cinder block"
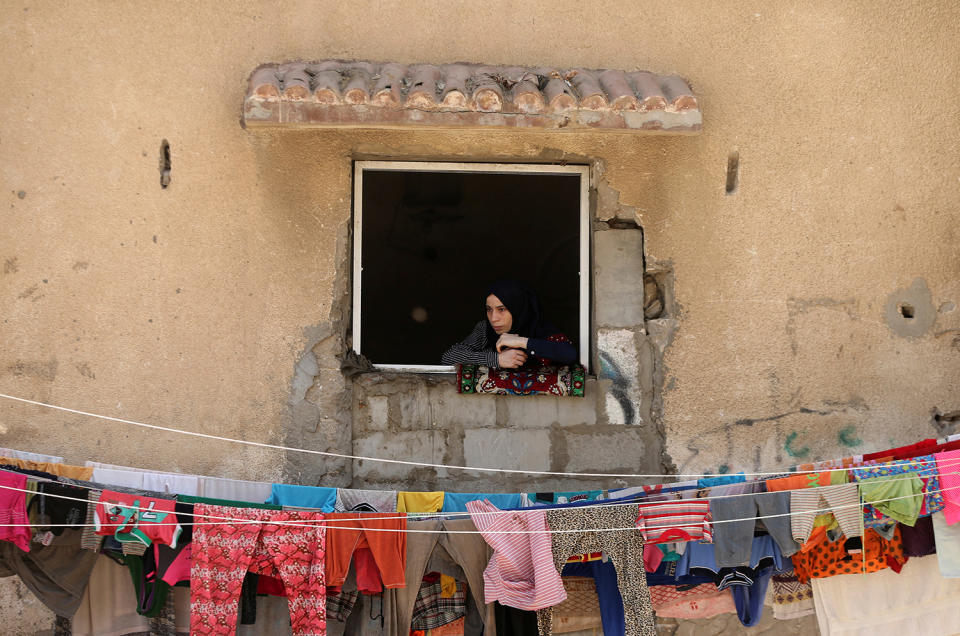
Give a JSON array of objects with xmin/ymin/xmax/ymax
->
[
  {"xmin": 594, "ymin": 229, "xmax": 646, "ymax": 328},
  {"xmin": 429, "ymin": 382, "xmax": 497, "ymax": 429},
  {"xmin": 498, "ymin": 381, "xmax": 598, "ymax": 427},
  {"xmin": 464, "ymin": 428, "xmax": 551, "ymax": 472},
  {"xmin": 365, "ymin": 396, "xmax": 389, "ymax": 431},
  {"xmin": 563, "ymin": 429, "xmax": 648, "ymax": 473},
  {"xmin": 352, "ymin": 430, "xmax": 449, "ymax": 481},
  {"xmin": 598, "ymin": 328, "xmax": 644, "ymax": 426}
]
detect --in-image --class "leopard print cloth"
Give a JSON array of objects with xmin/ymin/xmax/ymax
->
[{"xmin": 536, "ymin": 504, "xmax": 656, "ymax": 636}]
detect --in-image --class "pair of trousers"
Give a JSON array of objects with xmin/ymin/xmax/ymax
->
[
  {"xmin": 536, "ymin": 505, "xmax": 655, "ymax": 636},
  {"xmin": 325, "ymin": 512, "xmax": 406, "ymax": 591},
  {"xmin": 710, "ymin": 491, "xmax": 799, "ymax": 567},
  {"xmin": 190, "ymin": 504, "xmax": 326, "ymax": 635},
  {"xmin": 790, "ymin": 483, "xmax": 862, "ymax": 543},
  {"xmin": 390, "ymin": 518, "xmax": 495, "ymax": 636}
]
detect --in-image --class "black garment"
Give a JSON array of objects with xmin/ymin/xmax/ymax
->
[
  {"xmin": 900, "ymin": 516, "xmax": 937, "ymax": 557},
  {"xmin": 494, "ymin": 602, "xmax": 539, "ymax": 635},
  {"xmin": 36, "ymin": 482, "xmax": 88, "ymax": 535}
]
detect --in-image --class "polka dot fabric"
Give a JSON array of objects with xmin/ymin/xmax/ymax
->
[{"xmin": 791, "ymin": 526, "xmax": 906, "ymax": 584}]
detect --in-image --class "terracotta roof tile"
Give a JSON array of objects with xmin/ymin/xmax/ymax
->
[{"xmin": 243, "ymin": 60, "xmax": 700, "ymax": 132}]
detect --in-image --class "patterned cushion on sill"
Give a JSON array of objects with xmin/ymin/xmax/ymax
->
[{"xmin": 457, "ymin": 364, "xmax": 585, "ymax": 397}]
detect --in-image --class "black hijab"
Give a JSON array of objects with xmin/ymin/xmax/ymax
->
[{"xmin": 483, "ymin": 279, "xmax": 556, "ymax": 344}]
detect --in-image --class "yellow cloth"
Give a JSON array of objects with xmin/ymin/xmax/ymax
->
[
  {"xmin": 396, "ymin": 491, "xmax": 444, "ymax": 513},
  {"xmin": 0, "ymin": 457, "xmax": 94, "ymax": 480},
  {"xmin": 440, "ymin": 574, "xmax": 457, "ymax": 599}
]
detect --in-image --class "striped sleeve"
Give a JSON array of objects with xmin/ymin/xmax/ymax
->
[{"xmin": 441, "ymin": 321, "xmax": 499, "ymax": 368}]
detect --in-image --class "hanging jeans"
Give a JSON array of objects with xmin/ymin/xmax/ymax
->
[
  {"xmin": 536, "ymin": 504, "xmax": 656, "ymax": 636},
  {"xmin": 190, "ymin": 504, "xmax": 326, "ymax": 635}
]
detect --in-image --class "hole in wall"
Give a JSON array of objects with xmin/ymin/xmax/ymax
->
[
  {"xmin": 725, "ymin": 150, "xmax": 739, "ymax": 195},
  {"xmin": 159, "ymin": 140, "xmax": 171, "ymax": 189},
  {"xmin": 899, "ymin": 303, "xmax": 914, "ymax": 319}
]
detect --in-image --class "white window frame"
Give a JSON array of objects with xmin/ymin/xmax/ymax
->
[{"xmin": 353, "ymin": 160, "xmax": 591, "ymax": 373}]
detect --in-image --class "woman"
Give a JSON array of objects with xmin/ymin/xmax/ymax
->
[{"xmin": 441, "ymin": 280, "xmax": 577, "ymax": 369}]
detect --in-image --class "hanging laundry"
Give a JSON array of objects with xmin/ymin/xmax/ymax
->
[
  {"xmin": 811, "ymin": 554, "xmax": 960, "ymax": 635},
  {"xmin": 710, "ymin": 490, "xmax": 799, "ymax": 566},
  {"xmin": 94, "ymin": 490, "xmax": 182, "ymax": 548},
  {"xmin": 410, "ymin": 573, "xmax": 467, "ymax": 631},
  {"xmin": 648, "ymin": 583, "xmax": 735, "ymax": 620},
  {"xmin": 767, "ymin": 570, "xmax": 814, "ymax": 620},
  {"xmin": 676, "ymin": 536, "xmax": 785, "ymax": 628},
  {"xmin": 549, "ymin": 575, "xmax": 603, "ymax": 634},
  {"xmin": 72, "ymin": 556, "xmax": 155, "ymax": 636},
  {"xmin": 858, "ymin": 474, "xmax": 923, "ymax": 526},
  {"xmin": 934, "ymin": 448, "xmax": 960, "ymax": 524},
  {"xmin": 521, "ymin": 491, "xmax": 602, "ymax": 506},
  {"xmin": 325, "ymin": 512, "xmax": 406, "ymax": 594},
  {"xmin": 562, "ymin": 560, "xmax": 624, "ymax": 636},
  {"xmin": 634, "ymin": 499, "xmax": 712, "ymax": 544},
  {"xmin": 535, "ymin": 504, "xmax": 655, "ymax": 636},
  {"xmin": 199, "ymin": 475, "xmax": 272, "ymax": 503},
  {"xmin": 697, "ymin": 473, "xmax": 745, "ymax": 488},
  {"xmin": 791, "ymin": 527, "xmax": 907, "ymax": 583},
  {"xmin": 441, "ymin": 492, "xmax": 522, "ymax": 513},
  {"xmin": 0, "ymin": 526, "xmax": 98, "ymax": 617},
  {"xmin": 0, "ymin": 447, "xmax": 65, "ymax": 464},
  {"xmin": 931, "ymin": 512, "xmax": 960, "ymax": 577},
  {"xmin": 397, "ymin": 491, "xmax": 445, "ymax": 513},
  {"xmin": 189, "ymin": 504, "xmax": 326, "ymax": 635},
  {"xmin": 0, "ymin": 457, "xmax": 93, "ymax": 480},
  {"xmin": 852, "ymin": 455, "xmax": 943, "ymax": 526},
  {"xmin": 32, "ymin": 482, "xmax": 88, "ymax": 536},
  {"xmin": 268, "ymin": 483, "xmax": 338, "ymax": 512},
  {"xmin": 334, "ymin": 488, "xmax": 398, "ymax": 512},
  {"xmin": 790, "ymin": 483, "xmax": 862, "ymax": 545},
  {"xmin": 466, "ymin": 500, "xmax": 566, "ymax": 612},
  {"xmin": 0, "ymin": 470, "xmax": 32, "ymax": 552},
  {"xmin": 900, "ymin": 515, "xmax": 936, "ymax": 557},
  {"xmin": 393, "ymin": 518, "xmax": 495, "ymax": 636},
  {"xmin": 863, "ymin": 439, "xmax": 937, "ymax": 461}
]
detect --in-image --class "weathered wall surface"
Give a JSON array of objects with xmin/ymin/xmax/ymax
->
[{"xmin": 1, "ymin": 0, "xmax": 960, "ymax": 631}]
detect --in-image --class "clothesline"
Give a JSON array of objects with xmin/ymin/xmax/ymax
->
[
  {"xmin": 2, "ymin": 476, "xmax": 958, "ymax": 534},
  {"xmin": 1, "ymin": 391, "xmax": 956, "ymax": 479}
]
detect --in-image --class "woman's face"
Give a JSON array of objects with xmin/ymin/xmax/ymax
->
[{"xmin": 485, "ymin": 294, "xmax": 513, "ymax": 334}]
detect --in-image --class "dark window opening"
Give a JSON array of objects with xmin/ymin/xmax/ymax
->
[{"xmin": 356, "ymin": 165, "xmax": 584, "ymax": 368}]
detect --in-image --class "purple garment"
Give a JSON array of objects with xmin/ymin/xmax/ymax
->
[{"xmin": 900, "ymin": 516, "xmax": 936, "ymax": 557}]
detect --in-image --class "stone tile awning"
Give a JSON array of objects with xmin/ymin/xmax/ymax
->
[{"xmin": 243, "ymin": 61, "xmax": 700, "ymax": 132}]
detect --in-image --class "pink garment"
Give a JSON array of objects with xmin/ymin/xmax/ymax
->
[
  {"xmin": 935, "ymin": 449, "xmax": 960, "ymax": 525},
  {"xmin": 466, "ymin": 499, "xmax": 567, "ymax": 611},
  {"xmin": 0, "ymin": 471, "xmax": 31, "ymax": 552},
  {"xmin": 160, "ymin": 543, "xmax": 191, "ymax": 585},
  {"xmin": 644, "ymin": 544, "xmax": 664, "ymax": 572},
  {"xmin": 649, "ymin": 583, "xmax": 736, "ymax": 619},
  {"xmin": 190, "ymin": 504, "xmax": 326, "ymax": 635}
]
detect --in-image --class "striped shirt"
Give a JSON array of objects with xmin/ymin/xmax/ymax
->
[
  {"xmin": 441, "ymin": 321, "xmax": 578, "ymax": 368},
  {"xmin": 466, "ymin": 499, "xmax": 567, "ymax": 610},
  {"xmin": 635, "ymin": 500, "xmax": 713, "ymax": 544}
]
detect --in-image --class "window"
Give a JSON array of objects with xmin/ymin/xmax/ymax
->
[{"xmin": 352, "ymin": 161, "xmax": 590, "ymax": 372}]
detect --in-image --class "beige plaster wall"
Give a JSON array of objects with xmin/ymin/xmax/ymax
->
[{"xmin": 2, "ymin": 0, "xmax": 959, "ymax": 485}]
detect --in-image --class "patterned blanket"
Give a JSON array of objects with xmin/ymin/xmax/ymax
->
[{"xmin": 457, "ymin": 364, "xmax": 585, "ymax": 397}]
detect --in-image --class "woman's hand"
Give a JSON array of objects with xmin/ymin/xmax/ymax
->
[
  {"xmin": 498, "ymin": 349, "xmax": 528, "ymax": 369},
  {"xmin": 496, "ymin": 333, "xmax": 529, "ymax": 352}
]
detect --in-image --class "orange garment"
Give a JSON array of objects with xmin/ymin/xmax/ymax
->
[
  {"xmin": 791, "ymin": 527, "xmax": 906, "ymax": 584},
  {"xmin": 325, "ymin": 512, "xmax": 407, "ymax": 590},
  {"xmin": 766, "ymin": 471, "xmax": 833, "ymax": 492},
  {"xmin": 0, "ymin": 457, "xmax": 93, "ymax": 480}
]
